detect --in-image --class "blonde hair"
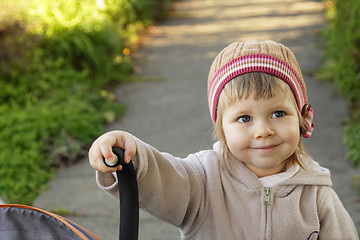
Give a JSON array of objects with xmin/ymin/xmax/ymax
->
[{"xmin": 213, "ymin": 72, "xmax": 311, "ymax": 168}]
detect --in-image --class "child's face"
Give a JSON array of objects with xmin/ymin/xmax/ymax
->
[{"xmin": 221, "ymin": 88, "xmax": 300, "ymax": 177}]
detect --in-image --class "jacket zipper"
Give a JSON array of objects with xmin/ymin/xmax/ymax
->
[
  {"xmin": 264, "ymin": 187, "xmax": 270, "ymax": 205},
  {"xmin": 264, "ymin": 187, "xmax": 271, "ymax": 240}
]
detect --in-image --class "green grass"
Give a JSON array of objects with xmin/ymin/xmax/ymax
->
[{"xmin": 0, "ymin": 0, "xmax": 171, "ymax": 204}]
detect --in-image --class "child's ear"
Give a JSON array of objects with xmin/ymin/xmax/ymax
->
[{"xmin": 301, "ymin": 104, "xmax": 314, "ymax": 138}]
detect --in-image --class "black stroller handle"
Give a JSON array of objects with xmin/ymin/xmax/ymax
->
[{"xmin": 104, "ymin": 147, "xmax": 139, "ymax": 240}]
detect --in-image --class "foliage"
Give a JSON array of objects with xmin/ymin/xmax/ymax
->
[
  {"xmin": 0, "ymin": 0, "xmax": 171, "ymax": 204},
  {"xmin": 0, "ymin": 47, "xmax": 124, "ymax": 204},
  {"xmin": 321, "ymin": 0, "xmax": 360, "ymax": 101},
  {"xmin": 25, "ymin": 0, "xmax": 172, "ymax": 86},
  {"xmin": 343, "ymin": 111, "xmax": 360, "ymax": 168},
  {"xmin": 26, "ymin": 0, "xmax": 134, "ymax": 87},
  {"xmin": 321, "ymin": 0, "xmax": 360, "ymax": 167}
]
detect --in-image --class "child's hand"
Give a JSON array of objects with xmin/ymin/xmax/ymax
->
[{"xmin": 88, "ymin": 130, "xmax": 136, "ymax": 173}]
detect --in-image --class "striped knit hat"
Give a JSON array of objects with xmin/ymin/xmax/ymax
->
[{"xmin": 208, "ymin": 40, "xmax": 314, "ymax": 138}]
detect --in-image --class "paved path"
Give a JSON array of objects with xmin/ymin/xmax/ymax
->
[{"xmin": 34, "ymin": 0, "xmax": 360, "ymax": 239}]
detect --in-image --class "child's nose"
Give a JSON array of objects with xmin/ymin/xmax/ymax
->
[{"xmin": 254, "ymin": 121, "xmax": 275, "ymax": 139}]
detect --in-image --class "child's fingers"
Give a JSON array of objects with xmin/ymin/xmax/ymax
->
[
  {"xmin": 122, "ymin": 134, "xmax": 137, "ymax": 164},
  {"xmin": 89, "ymin": 131, "xmax": 136, "ymax": 172},
  {"xmin": 89, "ymin": 144, "xmax": 109, "ymax": 172},
  {"xmin": 89, "ymin": 135, "xmax": 118, "ymax": 172},
  {"xmin": 100, "ymin": 140, "xmax": 117, "ymax": 164},
  {"xmin": 107, "ymin": 131, "xmax": 136, "ymax": 164},
  {"xmin": 94, "ymin": 158, "xmax": 122, "ymax": 173}
]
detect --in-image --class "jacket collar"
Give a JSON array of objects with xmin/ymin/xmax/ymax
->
[{"xmin": 213, "ymin": 142, "xmax": 332, "ymax": 192}]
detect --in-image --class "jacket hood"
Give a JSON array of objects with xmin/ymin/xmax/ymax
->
[{"xmin": 285, "ymin": 160, "xmax": 332, "ymax": 187}]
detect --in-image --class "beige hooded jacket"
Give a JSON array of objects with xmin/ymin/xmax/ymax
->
[{"xmin": 96, "ymin": 137, "xmax": 358, "ymax": 240}]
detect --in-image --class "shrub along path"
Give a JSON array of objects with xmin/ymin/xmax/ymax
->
[{"xmin": 34, "ymin": 0, "xmax": 360, "ymax": 238}]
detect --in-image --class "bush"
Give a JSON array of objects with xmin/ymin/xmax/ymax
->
[
  {"xmin": 27, "ymin": 0, "xmax": 135, "ymax": 87},
  {"xmin": 0, "ymin": 47, "xmax": 124, "ymax": 204},
  {"xmin": 344, "ymin": 112, "xmax": 360, "ymax": 167},
  {"xmin": 0, "ymin": 0, "xmax": 171, "ymax": 204},
  {"xmin": 321, "ymin": 0, "xmax": 360, "ymax": 167}
]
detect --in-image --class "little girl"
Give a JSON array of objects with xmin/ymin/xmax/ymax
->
[{"xmin": 89, "ymin": 40, "xmax": 358, "ymax": 239}]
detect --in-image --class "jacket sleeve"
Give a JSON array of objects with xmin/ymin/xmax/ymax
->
[
  {"xmin": 96, "ymin": 136, "xmax": 207, "ymax": 229},
  {"xmin": 317, "ymin": 187, "xmax": 359, "ymax": 239}
]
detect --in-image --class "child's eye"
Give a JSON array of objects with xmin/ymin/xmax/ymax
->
[
  {"xmin": 237, "ymin": 115, "xmax": 252, "ymax": 123},
  {"xmin": 272, "ymin": 111, "xmax": 285, "ymax": 118}
]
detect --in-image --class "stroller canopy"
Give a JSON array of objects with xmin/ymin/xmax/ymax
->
[{"xmin": 0, "ymin": 204, "xmax": 100, "ymax": 240}]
